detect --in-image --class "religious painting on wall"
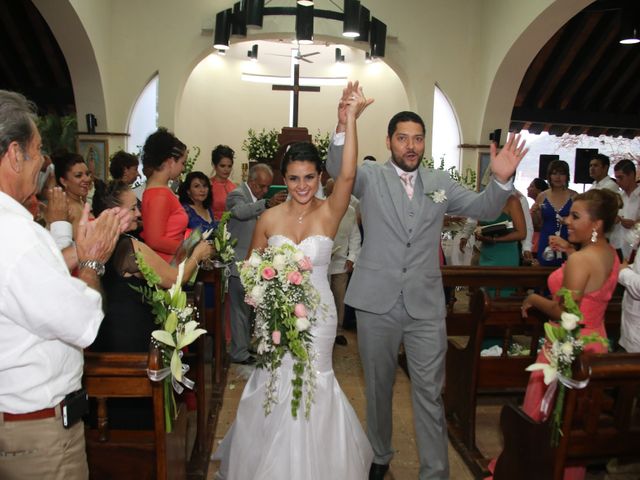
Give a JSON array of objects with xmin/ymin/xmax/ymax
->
[
  {"xmin": 77, "ymin": 138, "xmax": 109, "ymax": 181},
  {"xmin": 477, "ymin": 151, "xmax": 491, "ymax": 191}
]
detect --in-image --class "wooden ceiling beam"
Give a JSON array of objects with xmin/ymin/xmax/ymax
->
[
  {"xmin": 599, "ymin": 52, "xmax": 640, "ymax": 111},
  {"xmin": 514, "ymin": 30, "xmax": 563, "ymax": 107}
]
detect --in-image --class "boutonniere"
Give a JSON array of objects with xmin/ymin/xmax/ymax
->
[{"xmin": 426, "ymin": 189, "xmax": 447, "ymax": 203}]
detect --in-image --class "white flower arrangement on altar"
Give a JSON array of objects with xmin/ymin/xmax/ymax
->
[
  {"xmin": 132, "ymin": 256, "xmax": 207, "ymax": 432},
  {"xmin": 526, "ymin": 287, "xmax": 608, "ymax": 446},
  {"xmin": 239, "ymin": 243, "xmax": 320, "ymax": 419}
]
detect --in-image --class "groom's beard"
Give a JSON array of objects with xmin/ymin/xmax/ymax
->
[{"xmin": 391, "ymin": 151, "xmax": 422, "ymax": 172}]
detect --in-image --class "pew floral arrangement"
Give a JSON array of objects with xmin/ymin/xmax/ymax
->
[
  {"xmin": 526, "ymin": 287, "xmax": 608, "ymax": 446},
  {"xmin": 133, "ymin": 255, "xmax": 207, "ymax": 432},
  {"xmin": 211, "ymin": 211, "xmax": 237, "ymax": 266},
  {"xmin": 238, "ymin": 243, "xmax": 320, "ymax": 419}
]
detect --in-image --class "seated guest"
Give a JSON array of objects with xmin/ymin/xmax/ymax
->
[
  {"xmin": 140, "ymin": 128, "xmax": 189, "ymax": 263},
  {"xmin": 91, "ymin": 181, "xmax": 212, "ymax": 352},
  {"xmin": 52, "ymin": 151, "xmax": 92, "ymax": 237},
  {"xmin": 490, "ymin": 189, "xmax": 621, "ymax": 480},
  {"xmin": 526, "ymin": 177, "xmax": 549, "ymax": 262},
  {"xmin": 179, "ymin": 171, "xmax": 218, "ymax": 232},
  {"xmin": 109, "ymin": 150, "xmax": 139, "ymax": 185},
  {"xmin": 210, "ymin": 144, "xmax": 236, "ymax": 221}
]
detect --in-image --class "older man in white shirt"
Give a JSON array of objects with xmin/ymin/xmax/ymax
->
[
  {"xmin": 0, "ymin": 90, "xmax": 122, "ymax": 479},
  {"xmin": 325, "ymin": 178, "xmax": 361, "ymax": 345}
]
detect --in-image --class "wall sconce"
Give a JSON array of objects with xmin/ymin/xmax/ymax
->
[
  {"xmin": 247, "ymin": 44, "xmax": 259, "ymax": 61},
  {"xmin": 335, "ymin": 48, "xmax": 345, "ymax": 62},
  {"xmin": 213, "ymin": 9, "xmax": 232, "ymax": 50},
  {"xmin": 369, "ymin": 16, "xmax": 386, "ymax": 58},
  {"xmin": 296, "ymin": 3, "xmax": 314, "ymax": 44},
  {"xmin": 246, "ymin": 0, "xmax": 264, "ymax": 28},
  {"xmin": 365, "ymin": 52, "xmax": 372, "ymax": 63},
  {"xmin": 343, "ymin": 0, "xmax": 360, "ymax": 38}
]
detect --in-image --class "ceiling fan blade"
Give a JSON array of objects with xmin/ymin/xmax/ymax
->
[
  {"xmin": 299, "ymin": 52, "xmax": 320, "ymax": 58},
  {"xmin": 299, "ymin": 57, "xmax": 313, "ymax": 63},
  {"xmin": 265, "ymin": 53, "xmax": 293, "ymax": 58}
]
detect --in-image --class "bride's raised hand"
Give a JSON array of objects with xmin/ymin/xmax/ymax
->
[{"xmin": 344, "ymin": 82, "xmax": 374, "ymax": 121}]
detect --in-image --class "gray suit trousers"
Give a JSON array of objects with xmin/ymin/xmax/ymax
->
[
  {"xmin": 357, "ymin": 295, "xmax": 449, "ymax": 480},
  {"xmin": 228, "ymin": 275, "xmax": 252, "ymax": 362}
]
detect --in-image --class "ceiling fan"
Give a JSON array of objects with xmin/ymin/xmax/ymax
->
[{"xmin": 265, "ymin": 49, "xmax": 321, "ymax": 63}]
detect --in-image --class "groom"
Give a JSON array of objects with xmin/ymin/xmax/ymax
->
[{"xmin": 326, "ymin": 85, "xmax": 527, "ymax": 480}]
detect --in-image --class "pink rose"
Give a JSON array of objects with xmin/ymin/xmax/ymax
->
[
  {"xmin": 272, "ymin": 330, "xmax": 281, "ymax": 345},
  {"xmin": 294, "ymin": 303, "xmax": 307, "ymax": 318},
  {"xmin": 261, "ymin": 266, "xmax": 276, "ymax": 280},
  {"xmin": 298, "ymin": 257, "xmax": 313, "ymax": 272},
  {"xmin": 287, "ymin": 271, "xmax": 303, "ymax": 285}
]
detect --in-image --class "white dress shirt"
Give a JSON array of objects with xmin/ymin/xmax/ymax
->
[
  {"xmin": 329, "ymin": 205, "xmax": 361, "ymax": 275},
  {"xmin": 0, "ymin": 191, "xmax": 103, "ymax": 413},
  {"xmin": 618, "ymin": 261, "xmax": 640, "ymax": 352},
  {"xmin": 591, "ymin": 176, "xmax": 619, "ymax": 192},
  {"xmin": 610, "ymin": 186, "xmax": 640, "ymax": 257},
  {"xmin": 517, "ymin": 192, "xmax": 533, "ymax": 252}
]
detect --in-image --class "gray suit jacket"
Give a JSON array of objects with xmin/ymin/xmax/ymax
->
[
  {"xmin": 226, "ymin": 183, "xmax": 267, "ymax": 277},
  {"xmin": 326, "ymin": 142, "xmax": 510, "ymax": 320}
]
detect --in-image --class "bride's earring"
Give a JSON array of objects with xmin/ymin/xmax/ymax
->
[{"xmin": 591, "ymin": 228, "xmax": 598, "ymax": 243}]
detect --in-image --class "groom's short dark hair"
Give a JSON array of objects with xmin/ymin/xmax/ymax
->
[{"xmin": 387, "ymin": 111, "xmax": 425, "ymax": 138}]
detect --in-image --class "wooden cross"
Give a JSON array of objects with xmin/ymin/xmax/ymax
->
[{"xmin": 272, "ymin": 62, "xmax": 320, "ymax": 128}]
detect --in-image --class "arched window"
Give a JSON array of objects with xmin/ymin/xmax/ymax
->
[
  {"xmin": 431, "ymin": 85, "xmax": 461, "ymax": 171},
  {"xmin": 127, "ymin": 74, "xmax": 158, "ymax": 154}
]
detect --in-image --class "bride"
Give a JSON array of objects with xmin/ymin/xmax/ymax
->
[{"xmin": 213, "ymin": 81, "xmax": 374, "ymax": 479}]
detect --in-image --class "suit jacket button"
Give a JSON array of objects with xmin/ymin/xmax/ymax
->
[
  {"xmin": 402, "ymin": 267, "xmax": 407, "ymax": 273},
  {"xmin": 406, "ymin": 242, "xmax": 411, "ymax": 247}
]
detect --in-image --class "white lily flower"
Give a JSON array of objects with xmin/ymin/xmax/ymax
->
[
  {"xmin": 526, "ymin": 362, "xmax": 558, "ymax": 385},
  {"xmin": 168, "ymin": 260, "xmax": 186, "ymax": 300}
]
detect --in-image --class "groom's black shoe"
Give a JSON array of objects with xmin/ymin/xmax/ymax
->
[{"xmin": 369, "ymin": 463, "xmax": 389, "ymax": 480}]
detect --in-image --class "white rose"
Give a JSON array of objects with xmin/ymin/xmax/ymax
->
[
  {"xmin": 295, "ymin": 317, "xmax": 310, "ymax": 331},
  {"xmin": 272, "ymin": 254, "xmax": 286, "ymax": 271},
  {"xmin": 248, "ymin": 251, "xmax": 262, "ymax": 268},
  {"xmin": 292, "ymin": 250, "xmax": 305, "ymax": 262},
  {"xmin": 560, "ymin": 312, "xmax": 580, "ymax": 331},
  {"xmin": 250, "ymin": 285, "xmax": 266, "ymax": 304},
  {"xmin": 560, "ymin": 341, "xmax": 574, "ymax": 357}
]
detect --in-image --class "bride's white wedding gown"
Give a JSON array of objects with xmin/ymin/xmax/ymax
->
[{"xmin": 213, "ymin": 234, "xmax": 373, "ymax": 479}]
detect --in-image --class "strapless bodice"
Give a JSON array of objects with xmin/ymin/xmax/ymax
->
[{"xmin": 267, "ymin": 234, "xmax": 333, "ymax": 279}]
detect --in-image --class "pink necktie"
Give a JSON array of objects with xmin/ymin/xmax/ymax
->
[{"xmin": 400, "ymin": 172, "xmax": 414, "ymax": 200}]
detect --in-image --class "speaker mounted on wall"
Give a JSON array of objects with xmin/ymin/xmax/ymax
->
[
  {"xmin": 574, "ymin": 148, "xmax": 599, "ymax": 184},
  {"xmin": 538, "ymin": 154, "xmax": 559, "ymax": 180}
]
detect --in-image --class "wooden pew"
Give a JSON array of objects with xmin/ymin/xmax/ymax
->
[
  {"xmin": 83, "ymin": 346, "xmax": 187, "ymax": 480},
  {"xmin": 444, "ymin": 288, "xmax": 547, "ymax": 475},
  {"xmin": 196, "ymin": 268, "xmax": 228, "ymax": 388},
  {"xmin": 494, "ymin": 352, "xmax": 640, "ymax": 480}
]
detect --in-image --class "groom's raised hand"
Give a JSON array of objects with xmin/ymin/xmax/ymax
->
[{"xmin": 489, "ymin": 132, "xmax": 528, "ymax": 183}]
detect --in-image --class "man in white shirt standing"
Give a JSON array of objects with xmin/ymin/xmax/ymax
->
[
  {"xmin": 590, "ymin": 153, "xmax": 619, "ymax": 192},
  {"xmin": 324, "ymin": 178, "xmax": 361, "ymax": 345},
  {"xmin": 0, "ymin": 90, "xmax": 122, "ymax": 479},
  {"xmin": 612, "ymin": 159, "xmax": 640, "ymax": 260}
]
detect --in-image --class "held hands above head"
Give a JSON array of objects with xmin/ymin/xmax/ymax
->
[
  {"xmin": 336, "ymin": 81, "xmax": 374, "ymax": 133},
  {"xmin": 44, "ymin": 186, "xmax": 69, "ymax": 224},
  {"xmin": 489, "ymin": 132, "xmax": 529, "ymax": 183}
]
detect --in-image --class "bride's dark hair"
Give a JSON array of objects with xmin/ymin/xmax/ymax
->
[{"xmin": 280, "ymin": 142, "xmax": 321, "ymax": 176}]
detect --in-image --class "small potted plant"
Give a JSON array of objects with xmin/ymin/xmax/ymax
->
[{"xmin": 241, "ymin": 128, "xmax": 279, "ymax": 163}]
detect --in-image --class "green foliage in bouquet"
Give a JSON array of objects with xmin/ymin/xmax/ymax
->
[{"xmin": 212, "ymin": 211, "xmax": 237, "ymax": 264}]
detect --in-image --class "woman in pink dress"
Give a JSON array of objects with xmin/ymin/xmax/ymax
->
[
  {"xmin": 210, "ymin": 144, "xmax": 236, "ymax": 221},
  {"xmin": 491, "ymin": 188, "xmax": 622, "ymax": 480}
]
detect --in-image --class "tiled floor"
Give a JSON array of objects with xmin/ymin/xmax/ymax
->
[{"xmin": 208, "ymin": 330, "xmax": 480, "ymax": 479}]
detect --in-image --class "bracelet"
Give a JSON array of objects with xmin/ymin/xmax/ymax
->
[{"xmin": 78, "ymin": 260, "xmax": 106, "ymax": 276}]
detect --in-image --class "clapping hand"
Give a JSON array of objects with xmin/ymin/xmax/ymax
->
[
  {"xmin": 489, "ymin": 132, "xmax": 528, "ymax": 183},
  {"xmin": 44, "ymin": 187, "xmax": 69, "ymax": 224},
  {"xmin": 76, "ymin": 204, "xmax": 121, "ymax": 264}
]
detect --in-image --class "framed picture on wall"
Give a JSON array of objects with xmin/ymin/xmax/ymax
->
[
  {"xmin": 77, "ymin": 138, "xmax": 109, "ymax": 181},
  {"xmin": 477, "ymin": 151, "xmax": 491, "ymax": 191}
]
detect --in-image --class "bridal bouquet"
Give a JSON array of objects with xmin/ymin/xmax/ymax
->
[
  {"xmin": 239, "ymin": 243, "xmax": 320, "ymax": 419},
  {"xmin": 133, "ymin": 255, "xmax": 207, "ymax": 432},
  {"xmin": 526, "ymin": 287, "xmax": 608, "ymax": 446}
]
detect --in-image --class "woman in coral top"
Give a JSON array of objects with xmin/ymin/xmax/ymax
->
[
  {"xmin": 140, "ymin": 128, "xmax": 189, "ymax": 263},
  {"xmin": 210, "ymin": 144, "xmax": 236, "ymax": 221}
]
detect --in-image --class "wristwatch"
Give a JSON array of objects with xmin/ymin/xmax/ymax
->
[{"xmin": 78, "ymin": 260, "xmax": 106, "ymax": 276}]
